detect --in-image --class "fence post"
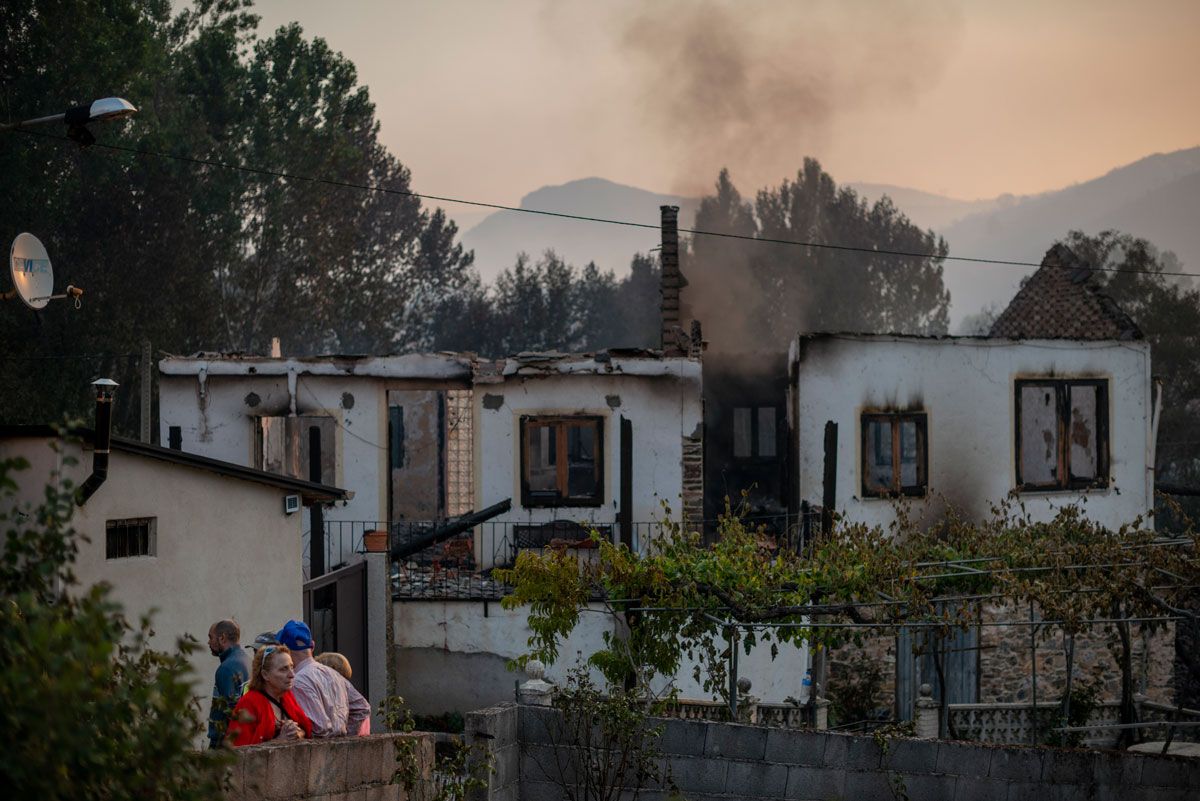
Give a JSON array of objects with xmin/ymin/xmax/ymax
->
[
  {"xmin": 814, "ymin": 694, "xmax": 831, "ymax": 731},
  {"xmin": 915, "ymin": 683, "xmax": 939, "ymax": 739},
  {"xmin": 518, "ymin": 659, "xmax": 555, "ymax": 706}
]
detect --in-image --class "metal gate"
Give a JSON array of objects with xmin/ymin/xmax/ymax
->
[{"xmin": 302, "ymin": 559, "xmax": 368, "ymax": 696}]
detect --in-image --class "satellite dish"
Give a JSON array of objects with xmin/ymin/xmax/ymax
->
[{"xmin": 10, "ymin": 233, "xmax": 54, "ymax": 310}]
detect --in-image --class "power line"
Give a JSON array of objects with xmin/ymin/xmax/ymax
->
[{"xmin": 11, "ymin": 127, "xmax": 1200, "ymax": 280}]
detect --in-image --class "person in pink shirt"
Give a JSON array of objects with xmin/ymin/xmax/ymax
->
[
  {"xmin": 276, "ymin": 620, "xmax": 370, "ymax": 737},
  {"xmin": 316, "ymin": 652, "xmax": 371, "ymax": 735}
]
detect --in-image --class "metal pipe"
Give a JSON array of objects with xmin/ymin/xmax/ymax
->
[
  {"xmin": 77, "ymin": 379, "xmax": 118, "ymax": 506},
  {"xmin": 390, "ymin": 499, "xmax": 512, "ymax": 561}
]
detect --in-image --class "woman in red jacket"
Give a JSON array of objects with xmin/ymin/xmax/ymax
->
[{"xmin": 227, "ymin": 645, "xmax": 313, "ymax": 746}]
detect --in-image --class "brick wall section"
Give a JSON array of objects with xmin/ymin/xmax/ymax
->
[
  {"xmin": 224, "ymin": 732, "xmax": 435, "ymax": 801},
  {"xmin": 659, "ymin": 205, "xmax": 682, "ymax": 353},
  {"xmin": 681, "ymin": 429, "xmax": 704, "ymax": 528},
  {"xmin": 482, "ymin": 704, "xmax": 1198, "ymax": 801}
]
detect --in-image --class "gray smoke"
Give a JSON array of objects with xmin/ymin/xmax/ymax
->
[{"xmin": 618, "ymin": 0, "xmax": 962, "ymax": 196}]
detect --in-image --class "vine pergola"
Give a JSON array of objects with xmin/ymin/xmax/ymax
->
[{"xmin": 497, "ymin": 498, "xmax": 1199, "ymax": 746}]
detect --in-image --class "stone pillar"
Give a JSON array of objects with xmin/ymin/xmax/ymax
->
[
  {"xmin": 814, "ymin": 697, "xmax": 831, "ymax": 731},
  {"xmin": 518, "ymin": 659, "xmax": 555, "ymax": 706},
  {"xmin": 914, "ymin": 683, "xmax": 939, "ymax": 739}
]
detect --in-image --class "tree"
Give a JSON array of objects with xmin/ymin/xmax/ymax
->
[
  {"xmin": 0, "ymin": 444, "xmax": 225, "ymax": 798},
  {"xmin": 0, "ymin": 0, "xmax": 478, "ymax": 433},
  {"xmin": 685, "ymin": 162, "xmax": 950, "ymax": 352}
]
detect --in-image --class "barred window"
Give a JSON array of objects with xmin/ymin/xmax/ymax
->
[{"xmin": 106, "ymin": 517, "xmax": 156, "ymax": 559}]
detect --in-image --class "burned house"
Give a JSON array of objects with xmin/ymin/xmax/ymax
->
[
  {"xmin": 791, "ymin": 245, "xmax": 1168, "ymax": 717},
  {"xmin": 157, "ymin": 351, "xmax": 475, "ymax": 576},
  {"xmin": 789, "ymin": 330, "xmax": 1153, "ymax": 530}
]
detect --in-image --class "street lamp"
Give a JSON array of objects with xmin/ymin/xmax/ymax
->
[{"xmin": 0, "ymin": 96, "xmax": 137, "ymax": 144}]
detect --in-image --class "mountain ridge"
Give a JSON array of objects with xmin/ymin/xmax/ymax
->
[{"xmin": 460, "ymin": 147, "xmax": 1200, "ymax": 323}]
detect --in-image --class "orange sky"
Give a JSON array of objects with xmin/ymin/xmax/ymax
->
[{"xmin": 251, "ymin": 0, "xmax": 1200, "ymax": 223}]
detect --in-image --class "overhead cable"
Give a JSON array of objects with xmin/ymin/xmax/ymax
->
[{"xmin": 9, "ymin": 127, "xmax": 1200, "ymax": 279}]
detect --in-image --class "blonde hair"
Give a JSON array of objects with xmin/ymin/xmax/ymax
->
[
  {"xmin": 249, "ymin": 645, "xmax": 290, "ymax": 694},
  {"xmin": 315, "ymin": 651, "xmax": 352, "ymax": 680}
]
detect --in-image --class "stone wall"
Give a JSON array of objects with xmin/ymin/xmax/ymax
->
[
  {"xmin": 224, "ymin": 733, "xmax": 435, "ymax": 801},
  {"xmin": 467, "ymin": 703, "xmax": 1199, "ymax": 801},
  {"xmin": 828, "ymin": 601, "xmax": 1178, "ymax": 720},
  {"xmin": 827, "ymin": 633, "xmax": 897, "ymax": 717},
  {"xmin": 979, "ymin": 603, "xmax": 1175, "ymax": 705}
]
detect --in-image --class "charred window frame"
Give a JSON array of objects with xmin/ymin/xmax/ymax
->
[
  {"xmin": 519, "ymin": 416, "xmax": 604, "ymax": 507},
  {"xmin": 733, "ymin": 406, "xmax": 779, "ymax": 461},
  {"xmin": 860, "ymin": 412, "xmax": 928, "ymax": 498},
  {"xmin": 1015, "ymin": 379, "xmax": 1109, "ymax": 492}
]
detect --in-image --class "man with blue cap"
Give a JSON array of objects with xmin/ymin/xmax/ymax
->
[{"xmin": 277, "ymin": 619, "xmax": 370, "ymax": 737}]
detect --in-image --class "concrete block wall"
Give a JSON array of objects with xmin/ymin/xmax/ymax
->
[
  {"xmin": 224, "ymin": 732, "xmax": 435, "ymax": 801},
  {"xmin": 470, "ymin": 703, "xmax": 1200, "ymax": 801},
  {"xmin": 465, "ymin": 703, "xmax": 520, "ymax": 801}
]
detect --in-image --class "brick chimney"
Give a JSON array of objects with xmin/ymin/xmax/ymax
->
[{"xmin": 659, "ymin": 205, "xmax": 682, "ymax": 353}]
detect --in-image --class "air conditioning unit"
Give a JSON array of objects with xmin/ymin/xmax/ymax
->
[{"xmin": 283, "ymin": 495, "xmax": 301, "ymax": 515}]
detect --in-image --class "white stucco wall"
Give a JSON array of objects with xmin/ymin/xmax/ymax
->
[
  {"xmin": 158, "ymin": 371, "xmax": 386, "ymax": 523},
  {"xmin": 472, "ymin": 361, "xmax": 703, "ymax": 563},
  {"xmin": 0, "ymin": 436, "xmax": 305, "ymax": 742},
  {"xmin": 392, "ymin": 600, "xmax": 808, "ymax": 711},
  {"xmin": 791, "ymin": 335, "xmax": 1153, "ymax": 530}
]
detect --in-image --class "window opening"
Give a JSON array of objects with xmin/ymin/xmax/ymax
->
[
  {"xmin": 861, "ymin": 412, "xmax": 927, "ymax": 497},
  {"xmin": 1015, "ymin": 379, "xmax": 1108, "ymax": 491},
  {"xmin": 106, "ymin": 517, "xmax": 156, "ymax": 558},
  {"xmin": 521, "ymin": 416, "xmax": 603, "ymax": 507}
]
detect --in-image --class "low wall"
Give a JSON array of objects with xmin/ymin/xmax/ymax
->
[
  {"xmin": 467, "ymin": 703, "xmax": 1199, "ymax": 801},
  {"xmin": 224, "ymin": 732, "xmax": 435, "ymax": 801}
]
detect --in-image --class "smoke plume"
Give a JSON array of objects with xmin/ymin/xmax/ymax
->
[{"xmin": 617, "ymin": 0, "xmax": 962, "ymax": 196}]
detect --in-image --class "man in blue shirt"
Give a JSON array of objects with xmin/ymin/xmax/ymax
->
[{"xmin": 207, "ymin": 619, "xmax": 252, "ymax": 748}]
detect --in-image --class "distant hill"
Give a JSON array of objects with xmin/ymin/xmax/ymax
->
[
  {"xmin": 846, "ymin": 183, "xmax": 1017, "ymax": 231},
  {"xmin": 461, "ymin": 177, "xmax": 701, "ymax": 282},
  {"xmin": 461, "ymin": 149, "xmax": 1200, "ymax": 324},
  {"xmin": 940, "ymin": 147, "xmax": 1200, "ymax": 324}
]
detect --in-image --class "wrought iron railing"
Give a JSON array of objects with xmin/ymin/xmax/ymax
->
[{"xmin": 302, "ymin": 518, "xmax": 672, "ymax": 595}]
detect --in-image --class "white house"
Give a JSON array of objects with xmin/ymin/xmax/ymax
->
[
  {"xmin": 158, "ymin": 352, "xmax": 474, "ymax": 575},
  {"xmin": 790, "ymin": 333, "xmax": 1154, "ymax": 530},
  {"xmin": 0, "ymin": 423, "xmax": 348, "ymax": 741}
]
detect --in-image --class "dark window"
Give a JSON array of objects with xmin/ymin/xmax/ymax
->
[
  {"xmin": 520, "ymin": 416, "xmax": 603, "ymax": 507},
  {"xmin": 733, "ymin": 406, "xmax": 779, "ymax": 461},
  {"xmin": 256, "ymin": 415, "xmax": 336, "ymax": 485},
  {"xmin": 861, "ymin": 413, "xmax": 927, "ymax": 497},
  {"xmin": 1015, "ymin": 379, "xmax": 1108, "ymax": 491},
  {"xmin": 105, "ymin": 517, "xmax": 156, "ymax": 558}
]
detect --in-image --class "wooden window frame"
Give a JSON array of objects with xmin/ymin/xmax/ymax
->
[
  {"xmin": 1014, "ymin": 378, "xmax": 1109, "ymax": 492},
  {"xmin": 519, "ymin": 415, "xmax": 604, "ymax": 508},
  {"xmin": 860, "ymin": 412, "xmax": 928, "ymax": 498}
]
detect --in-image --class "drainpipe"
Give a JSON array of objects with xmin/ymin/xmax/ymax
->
[{"xmin": 77, "ymin": 378, "xmax": 118, "ymax": 506}]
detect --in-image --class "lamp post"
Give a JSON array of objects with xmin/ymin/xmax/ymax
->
[{"xmin": 0, "ymin": 97, "xmax": 137, "ymax": 144}]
